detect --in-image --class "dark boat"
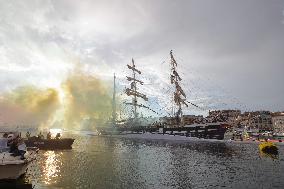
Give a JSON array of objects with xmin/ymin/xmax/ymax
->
[
  {"xmin": 25, "ymin": 137, "xmax": 74, "ymax": 150},
  {"xmin": 117, "ymin": 122, "xmax": 229, "ymax": 140}
]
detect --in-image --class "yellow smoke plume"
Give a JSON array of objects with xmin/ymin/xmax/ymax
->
[
  {"xmin": 0, "ymin": 69, "xmax": 114, "ymax": 130},
  {"xmin": 0, "ymin": 86, "xmax": 60, "ymax": 126},
  {"xmin": 61, "ymin": 71, "xmax": 113, "ymax": 129}
]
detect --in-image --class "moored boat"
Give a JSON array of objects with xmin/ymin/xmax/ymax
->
[
  {"xmin": 259, "ymin": 141, "xmax": 278, "ymax": 155},
  {"xmin": 0, "ymin": 133, "xmax": 38, "ymax": 180},
  {"xmin": 0, "ymin": 153, "xmax": 36, "ymax": 180}
]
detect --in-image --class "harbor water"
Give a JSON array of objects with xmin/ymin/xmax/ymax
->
[{"xmin": 6, "ymin": 132, "xmax": 284, "ymax": 188}]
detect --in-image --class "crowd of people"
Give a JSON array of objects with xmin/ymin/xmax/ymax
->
[{"xmin": 25, "ymin": 131, "xmax": 61, "ymax": 140}]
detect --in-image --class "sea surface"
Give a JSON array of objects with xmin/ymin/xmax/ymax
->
[{"xmin": 2, "ymin": 131, "xmax": 284, "ymax": 189}]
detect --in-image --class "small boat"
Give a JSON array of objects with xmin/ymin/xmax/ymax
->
[
  {"xmin": 24, "ymin": 129, "xmax": 75, "ymax": 150},
  {"xmin": 259, "ymin": 141, "xmax": 278, "ymax": 155},
  {"xmin": 25, "ymin": 137, "xmax": 75, "ymax": 150}
]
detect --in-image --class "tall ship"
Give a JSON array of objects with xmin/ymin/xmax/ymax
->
[
  {"xmin": 121, "ymin": 58, "xmax": 152, "ymax": 128},
  {"xmin": 156, "ymin": 50, "xmax": 229, "ymax": 140},
  {"xmin": 98, "ymin": 59, "xmax": 151, "ymax": 134},
  {"xmin": 117, "ymin": 51, "xmax": 230, "ymax": 140}
]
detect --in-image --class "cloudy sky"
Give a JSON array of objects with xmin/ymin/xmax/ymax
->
[{"xmin": 0, "ymin": 0, "xmax": 284, "ymax": 117}]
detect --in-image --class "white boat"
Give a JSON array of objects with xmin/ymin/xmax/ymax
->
[{"xmin": 0, "ymin": 134, "xmax": 38, "ymax": 180}]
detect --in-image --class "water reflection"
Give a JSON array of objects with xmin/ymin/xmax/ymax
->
[
  {"xmin": 21, "ymin": 133, "xmax": 284, "ymax": 189},
  {"xmin": 120, "ymin": 138, "xmax": 236, "ymax": 158},
  {"xmin": 42, "ymin": 151, "xmax": 62, "ymax": 185}
]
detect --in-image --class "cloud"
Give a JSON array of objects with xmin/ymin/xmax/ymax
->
[
  {"xmin": 0, "ymin": 0, "xmax": 74, "ymax": 91},
  {"xmin": 0, "ymin": 0, "xmax": 284, "ymax": 121}
]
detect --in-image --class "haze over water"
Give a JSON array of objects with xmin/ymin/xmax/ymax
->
[{"xmin": 19, "ymin": 132, "xmax": 284, "ymax": 189}]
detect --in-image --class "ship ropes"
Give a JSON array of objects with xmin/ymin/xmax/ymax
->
[{"xmin": 124, "ymin": 58, "xmax": 150, "ymax": 124}]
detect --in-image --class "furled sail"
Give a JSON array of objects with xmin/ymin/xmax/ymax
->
[
  {"xmin": 125, "ymin": 58, "xmax": 149, "ymax": 120},
  {"xmin": 169, "ymin": 50, "xmax": 188, "ymax": 125}
]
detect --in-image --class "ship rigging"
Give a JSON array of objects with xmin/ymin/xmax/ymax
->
[
  {"xmin": 169, "ymin": 50, "xmax": 188, "ymax": 125},
  {"xmin": 124, "ymin": 59, "xmax": 149, "ymax": 122}
]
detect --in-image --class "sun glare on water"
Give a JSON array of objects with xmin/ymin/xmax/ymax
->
[{"xmin": 43, "ymin": 151, "xmax": 62, "ymax": 185}]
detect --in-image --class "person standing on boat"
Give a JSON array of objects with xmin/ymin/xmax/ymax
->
[
  {"xmin": 47, "ymin": 132, "xmax": 52, "ymax": 140},
  {"xmin": 8, "ymin": 134, "xmax": 19, "ymax": 153},
  {"xmin": 17, "ymin": 139, "xmax": 27, "ymax": 160},
  {"xmin": 55, "ymin": 133, "xmax": 61, "ymax": 139},
  {"xmin": 38, "ymin": 132, "xmax": 44, "ymax": 139},
  {"xmin": 3, "ymin": 133, "xmax": 8, "ymax": 138},
  {"xmin": 0, "ymin": 134, "xmax": 9, "ymax": 152},
  {"xmin": 26, "ymin": 131, "xmax": 31, "ymax": 139}
]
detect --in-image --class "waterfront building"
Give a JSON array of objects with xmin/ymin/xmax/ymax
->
[
  {"xmin": 247, "ymin": 111, "xmax": 273, "ymax": 132},
  {"xmin": 208, "ymin": 110, "xmax": 241, "ymax": 118},
  {"xmin": 272, "ymin": 112, "xmax": 284, "ymax": 133},
  {"xmin": 182, "ymin": 115, "xmax": 204, "ymax": 125},
  {"xmin": 207, "ymin": 110, "xmax": 241, "ymax": 127},
  {"xmin": 160, "ymin": 115, "xmax": 204, "ymax": 127}
]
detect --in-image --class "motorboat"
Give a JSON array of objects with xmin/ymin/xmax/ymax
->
[
  {"xmin": 0, "ymin": 133, "xmax": 38, "ymax": 180},
  {"xmin": 24, "ymin": 129, "xmax": 74, "ymax": 150},
  {"xmin": 25, "ymin": 137, "xmax": 74, "ymax": 150}
]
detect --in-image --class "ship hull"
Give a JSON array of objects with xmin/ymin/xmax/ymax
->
[
  {"xmin": 117, "ymin": 123, "xmax": 229, "ymax": 140},
  {"xmin": 25, "ymin": 138, "xmax": 74, "ymax": 150},
  {"xmin": 0, "ymin": 145, "xmax": 38, "ymax": 180},
  {"xmin": 163, "ymin": 124, "xmax": 228, "ymax": 140},
  {"xmin": 0, "ymin": 163, "xmax": 29, "ymax": 180}
]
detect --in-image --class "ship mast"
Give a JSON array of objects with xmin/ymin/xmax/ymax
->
[
  {"xmin": 125, "ymin": 59, "xmax": 148, "ymax": 121},
  {"xmin": 170, "ymin": 50, "xmax": 188, "ymax": 125}
]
